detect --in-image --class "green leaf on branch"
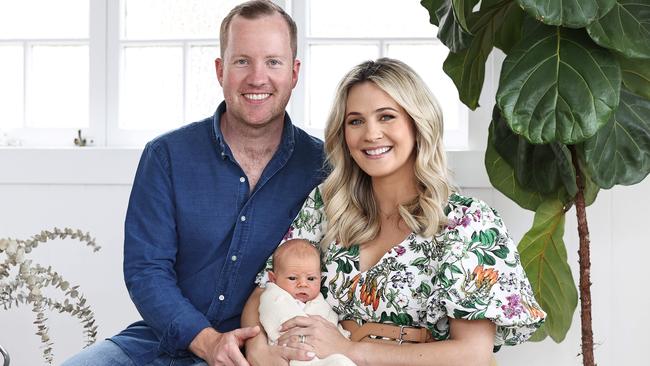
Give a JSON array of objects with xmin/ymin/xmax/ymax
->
[
  {"xmin": 518, "ymin": 199, "xmax": 578, "ymax": 343},
  {"xmin": 583, "ymin": 88, "xmax": 650, "ymax": 188},
  {"xmin": 486, "ymin": 119, "xmax": 546, "ymax": 211},
  {"xmin": 618, "ymin": 55, "xmax": 650, "ymax": 100},
  {"xmin": 516, "ymin": 0, "xmax": 615, "ymax": 28},
  {"xmin": 528, "ymin": 325, "xmax": 549, "ymax": 342},
  {"xmin": 577, "ymin": 156, "xmax": 601, "ymax": 207},
  {"xmin": 420, "ymin": 0, "xmax": 446, "ymax": 26},
  {"xmin": 452, "ymin": 0, "xmax": 481, "ymax": 33},
  {"xmin": 497, "ymin": 25, "xmax": 621, "ymax": 145},
  {"xmin": 586, "ymin": 0, "xmax": 650, "ymax": 59},
  {"xmin": 491, "ymin": 1, "xmax": 525, "ymax": 53},
  {"xmin": 436, "ymin": 1, "xmax": 475, "ymax": 52},
  {"xmin": 491, "ymin": 106, "xmax": 576, "ymax": 195},
  {"xmin": 420, "ymin": 0, "xmax": 474, "ymax": 51},
  {"xmin": 443, "ymin": 0, "xmax": 524, "ymax": 109},
  {"xmin": 550, "ymin": 144, "xmax": 578, "ymax": 198}
]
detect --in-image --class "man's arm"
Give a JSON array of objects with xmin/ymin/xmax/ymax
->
[
  {"xmin": 124, "ymin": 143, "xmax": 213, "ymax": 356},
  {"xmin": 189, "ymin": 325, "xmax": 260, "ymax": 365}
]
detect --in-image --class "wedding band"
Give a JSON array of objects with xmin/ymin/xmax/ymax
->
[{"xmin": 299, "ymin": 334, "xmax": 306, "ymax": 344}]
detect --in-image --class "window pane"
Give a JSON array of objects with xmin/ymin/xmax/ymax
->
[
  {"xmin": 308, "ymin": 44, "xmax": 379, "ymax": 129},
  {"xmin": 120, "ymin": 47, "xmax": 183, "ymax": 130},
  {"xmin": 0, "ymin": 0, "xmax": 88, "ymax": 39},
  {"xmin": 123, "ymin": 0, "xmax": 245, "ymax": 39},
  {"xmin": 387, "ymin": 43, "xmax": 461, "ymax": 131},
  {"xmin": 0, "ymin": 45, "xmax": 24, "ymax": 129},
  {"xmin": 187, "ymin": 45, "xmax": 222, "ymax": 123},
  {"xmin": 28, "ymin": 45, "xmax": 88, "ymax": 128},
  {"xmin": 309, "ymin": 0, "xmax": 434, "ymax": 38}
]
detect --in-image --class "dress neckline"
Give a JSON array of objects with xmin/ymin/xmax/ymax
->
[{"xmin": 353, "ymin": 232, "xmax": 414, "ymax": 274}]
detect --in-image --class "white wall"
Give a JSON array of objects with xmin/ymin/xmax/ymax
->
[{"xmin": 1, "ymin": 148, "xmax": 649, "ymax": 366}]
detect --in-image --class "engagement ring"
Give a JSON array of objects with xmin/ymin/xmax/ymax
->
[{"xmin": 299, "ymin": 334, "xmax": 306, "ymax": 344}]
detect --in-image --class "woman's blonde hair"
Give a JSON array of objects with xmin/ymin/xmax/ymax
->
[{"xmin": 321, "ymin": 58, "xmax": 454, "ymax": 248}]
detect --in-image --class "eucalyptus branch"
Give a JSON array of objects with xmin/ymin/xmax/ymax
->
[{"xmin": 0, "ymin": 228, "xmax": 100, "ymax": 364}]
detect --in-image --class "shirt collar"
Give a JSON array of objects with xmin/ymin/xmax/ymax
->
[{"xmin": 211, "ymin": 101, "xmax": 296, "ymax": 160}]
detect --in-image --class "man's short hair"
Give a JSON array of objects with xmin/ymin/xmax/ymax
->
[{"xmin": 220, "ymin": 0, "xmax": 298, "ymax": 59}]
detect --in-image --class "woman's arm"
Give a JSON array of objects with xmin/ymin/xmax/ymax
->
[
  {"xmin": 279, "ymin": 316, "xmax": 495, "ymax": 366},
  {"xmin": 241, "ymin": 287, "xmax": 315, "ymax": 366},
  {"xmin": 348, "ymin": 318, "xmax": 495, "ymax": 366}
]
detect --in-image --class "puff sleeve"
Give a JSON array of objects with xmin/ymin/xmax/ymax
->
[{"xmin": 428, "ymin": 195, "xmax": 546, "ymax": 348}]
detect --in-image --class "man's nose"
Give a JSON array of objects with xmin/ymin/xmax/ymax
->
[{"xmin": 246, "ymin": 62, "xmax": 268, "ymax": 86}]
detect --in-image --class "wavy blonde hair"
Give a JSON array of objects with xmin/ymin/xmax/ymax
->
[{"xmin": 321, "ymin": 58, "xmax": 454, "ymax": 248}]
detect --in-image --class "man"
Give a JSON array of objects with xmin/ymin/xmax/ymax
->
[{"xmin": 62, "ymin": 1, "xmax": 324, "ymax": 365}]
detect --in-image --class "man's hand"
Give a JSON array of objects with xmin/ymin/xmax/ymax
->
[{"xmin": 190, "ymin": 326, "xmax": 260, "ymax": 366}]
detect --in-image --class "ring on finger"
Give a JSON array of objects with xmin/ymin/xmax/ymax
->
[{"xmin": 299, "ymin": 334, "xmax": 306, "ymax": 344}]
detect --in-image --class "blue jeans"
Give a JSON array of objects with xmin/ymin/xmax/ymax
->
[{"xmin": 61, "ymin": 340, "xmax": 208, "ymax": 366}]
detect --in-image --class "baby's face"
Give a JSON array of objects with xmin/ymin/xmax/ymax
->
[{"xmin": 271, "ymin": 254, "xmax": 321, "ymax": 303}]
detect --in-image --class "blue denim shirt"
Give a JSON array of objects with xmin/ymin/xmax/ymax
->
[{"xmin": 111, "ymin": 102, "xmax": 325, "ymax": 365}]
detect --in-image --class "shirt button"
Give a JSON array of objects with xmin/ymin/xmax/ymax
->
[
  {"xmin": 240, "ymin": 215, "xmax": 246, "ymax": 222},
  {"xmin": 218, "ymin": 295, "xmax": 225, "ymax": 301},
  {"xmin": 231, "ymin": 255, "xmax": 237, "ymax": 261},
  {"xmin": 239, "ymin": 177, "xmax": 245, "ymax": 183}
]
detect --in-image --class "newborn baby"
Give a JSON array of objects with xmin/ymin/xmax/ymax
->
[{"xmin": 260, "ymin": 239, "xmax": 356, "ymax": 366}]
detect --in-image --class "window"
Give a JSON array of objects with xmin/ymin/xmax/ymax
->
[
  {"xmin": 0, "ymin": 0, "xmax": 90, "ymax": 146},
  {"xmin": 0, "ymin": 0, "xmax": 467, "ymax": 148},
  {"xmin": 294, "ymin": 0, "xmax": 467, "ymax": 148}
]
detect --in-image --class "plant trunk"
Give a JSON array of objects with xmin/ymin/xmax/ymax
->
[{"xmin": 570, "ymin": 146, "xmax": 595, "ymax": 366}]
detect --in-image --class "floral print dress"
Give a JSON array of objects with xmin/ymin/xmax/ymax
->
[{"xmin": 257, "ymin": 186, "xmax": 546, "ymax": 349}]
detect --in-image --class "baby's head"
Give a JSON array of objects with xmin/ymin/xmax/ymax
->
[{"xmin": 268, "ymin": 239, "xmax": 321, "ymax": 303}]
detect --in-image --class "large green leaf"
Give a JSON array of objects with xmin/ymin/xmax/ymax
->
[
  {"xmin": 421, "ymin": 0, "xmax": 474, "ymax": 51},
  {"xmin": 516, "ymin": 0, "xmax": 616, "ymax": 28},
  {"xmin": 586, "ymin": 0, "xmax": 650, "ymax": 59},
  {"xmin": 492, "ymin": 106, "xmax": 576, "ymax": 195},
  {"xmin": 443, "ymin": 0, "xmax": 524, "ymax": 109},
  {"xmin": 486, "ymin": 119, "xmax": 546, "ymax": 211},
  {"xmin": 583, "ymin": 88, "xmax": 650, "ymax": 188},
  {"xmin": 618, "ymin": 55, "xmax": 650, "ymax": 100},
  {"xmin": 452, "ymin": 0, "xmax": 481, "ymax": 33},
  {"xmin": 420, "ymin": 0, "xmax": 446, "ymax": 26},
  {"xmin": 497, "ymin": 25, "xmax": 621, "ymax": 144},
  {"xmin": 518, "ymin": 199, "xmax": 578, "ymax": 343},
  {"xmin": 437, "ymin": 0, "xmax": 475, "ymax": 52},
  {"xmin": 575, "ymin": 153, "xmax": 601, "ymax": 207},
  {"xmin": 491, "ymin": 1, "xmax": 525, "ymax": 53},
  {"xmin": 550, "ymin": 144, "xmax": 578, "ymax": 198}
]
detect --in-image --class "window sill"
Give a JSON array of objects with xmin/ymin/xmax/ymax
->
[
  {"xmin": 0, "ymin": 147, "xmax": 142, "ymax": 185},
  {"xmin": 0, "ymin": 147, "xmax": 490, "ymax": 188}
]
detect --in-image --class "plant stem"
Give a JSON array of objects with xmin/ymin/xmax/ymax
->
[{"xmin": 570, "ymin": 146, "xmax": 595, "ymax": 366}]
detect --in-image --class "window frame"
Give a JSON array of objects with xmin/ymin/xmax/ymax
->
[{"xmin": 0, "ymin": 0, "xmax": 470, "ymax": 149}]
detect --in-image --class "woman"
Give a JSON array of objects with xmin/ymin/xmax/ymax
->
[{"xmin": 243, "ymin": 58, "xmax": 545, "ymax": 366}]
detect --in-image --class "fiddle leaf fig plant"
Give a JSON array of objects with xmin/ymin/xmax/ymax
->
[{"xmin": 421, "ymin": 0, "xmax": 650, "ymax": 365}]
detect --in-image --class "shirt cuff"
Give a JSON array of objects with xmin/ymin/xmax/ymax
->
[{"xmin": 158, "ymin": 310, "xmax": 212, "ymax": 357}]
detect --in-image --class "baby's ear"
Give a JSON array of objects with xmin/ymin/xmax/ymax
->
[{"xmin": 268, "ymin": 271, "xmax": 276, "ymax": 283}]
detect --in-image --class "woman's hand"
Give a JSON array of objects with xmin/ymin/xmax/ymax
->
[
  {"xmin": 278, "ymin": 315, "xmax": 353, "ymax": 359},
  {"xmin": 245, "ymin": 330, "xmax": 316, "ymax": 366}
]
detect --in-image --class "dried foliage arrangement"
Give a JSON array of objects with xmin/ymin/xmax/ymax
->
[{"xmin": 0, "ymin": 228, "xmax": 100, "ymax": 364}]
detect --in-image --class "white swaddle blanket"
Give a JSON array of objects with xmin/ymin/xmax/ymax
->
[{"xmin": 259, "ymin": 283, "xmax": 357, "ymax": 366}]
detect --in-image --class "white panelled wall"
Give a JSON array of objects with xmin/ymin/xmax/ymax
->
[{"xmin": 1, "ymin": 148, "xmax": 649, "ymax": 365}]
